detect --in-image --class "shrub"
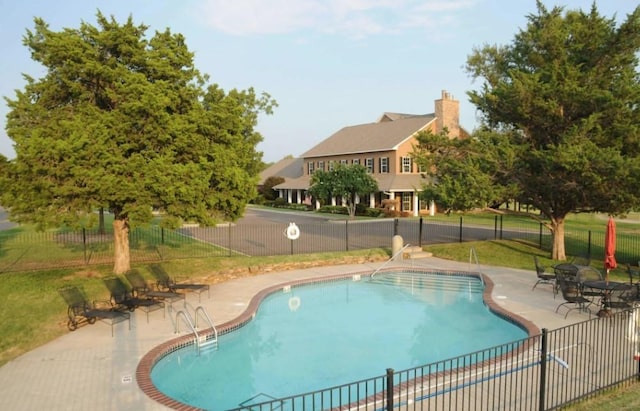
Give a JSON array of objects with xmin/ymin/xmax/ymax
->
[{"xmin": 317, "ymin": 205, "xmax": 349, "ymax": 215}]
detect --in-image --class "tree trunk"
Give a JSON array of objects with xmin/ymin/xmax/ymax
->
[
  {"xmin": 113, "ymin": 217, "xmax": 131, "ymax": 274},
  {"xmin": 550, "ymin": 217, "xmax": 567, "ymax": 261}
]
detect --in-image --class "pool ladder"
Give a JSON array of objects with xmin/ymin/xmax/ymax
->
[{"xmin": 173, "ymin": 303, "xmax": 218, "ymax": 354}]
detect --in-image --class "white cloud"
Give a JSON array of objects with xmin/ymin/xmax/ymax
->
[{"xmin": 196, "ymin": 0, "xmax": 477, "ymax": 38}]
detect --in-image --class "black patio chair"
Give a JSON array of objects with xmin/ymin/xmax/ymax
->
[
  {"xmin": 103, "ymin": 276, "xmax": 165, "ymax": 322},
  {"xmin": 58, "ymin": 285, "xmax": 130, "ymax": 336},
  {"xmin": 532, "ymin": 256, "xmax": 556, "ymax": 294},
  {"xmin": 606, "ymin": 282, "xmax": 637, "ymax": 313},
  {"xmin": 148, "ymin": 264, "xmax": 210, "ymax": 302},
  {"xmin": 555, "ymin": 275, "xmax": 592, "ymax": 319},
  {"xmin": 627, "ymin": 264, "xmax": 640, "ymax": 285},
  {"xmin": 124, "ymin": 269, "xmax": 185, "ymax": 308},
  {"xmin": 570, "ymin": 254, "xmax": 591, "ymax": 267},
  {"xmin": 577, "ymin": 266, "xmax": 605, "ymax": 302}
]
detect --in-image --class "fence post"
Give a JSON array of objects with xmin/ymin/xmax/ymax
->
[
  {"xmin": 539, "ymin": 223, "xmax": 543, "ymax": 249},
  {"xmin": 459, "ymin": 216, "xmax": 463, "ymax": 243},
  {"xmin": 500, "ymin": 215, "xmax": 503, "ymax": 240},
  {"xmin": 161, "ymin": 227, "xmax": 165, "ymax": 245},
  {"xmin": 82, "ymin": 228, "xmax": 87, "ymax": 265},
  {"xmin": 228, "ymin": 224, "xmax": 232, "ymax": 257},
  {"xmin": 386, "ymin": 368, "xmax": 394, "ymax": 411},
  {"xmin": 539, "ymin": 328, "xmax": 548, "ymax": 411},
  {"xmin": 345, "ymin": 220, "xmax": 349, "ymax": 252},
  {"xmin": 393, "ymin": 218, "xmax": 399, "ymax": 237},
  {"xmin": 587, "ymin": 230, "xmax": 592, "ymax": 258},
  {"xmin": 494, "ymin": 215, "xmax": 498, "ymax": 240},
  {"xmin": 419, "ymin": 217, "xmax": 423, "ymax": 247}
]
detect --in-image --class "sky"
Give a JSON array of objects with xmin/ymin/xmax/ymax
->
[{"xmin": 0, "ymin": 0, "xmax": 636, "ymax": 163}]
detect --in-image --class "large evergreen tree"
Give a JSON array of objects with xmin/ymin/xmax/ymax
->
[
  {"xmin": 461, "ymin": 2, "xmax": 640, "ymax": 260},
  {"xmin": 0, "ymin": 13, "xmax": 276, "ymax": 273}
]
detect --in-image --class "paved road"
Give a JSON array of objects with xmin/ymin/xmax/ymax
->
[
  {"xmin": 180, "ymin": 207, "xmax": 544, "ymax": 257},
  {"xmin": 0, "ymin": 207, "xmax": 16, "ymax": 230}
]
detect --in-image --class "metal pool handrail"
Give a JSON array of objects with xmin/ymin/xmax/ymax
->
[{"xmin": 371, "ymin": 243, "xmax": 411, "ymax": 279}]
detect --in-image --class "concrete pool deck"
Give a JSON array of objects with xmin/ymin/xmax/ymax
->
[{"xmin": 0, "ymin": 257, "xmax": 584, "ymax": 410}]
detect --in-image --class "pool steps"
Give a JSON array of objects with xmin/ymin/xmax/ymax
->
[
  {"xmin": 403, "ymin": 245, "xmax": 433, "ymax": 259},
  {"xmin": 370, "ymin": 271, "xmax": 484, "ymax": 294}
]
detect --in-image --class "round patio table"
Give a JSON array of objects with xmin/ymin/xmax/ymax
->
[{"xmin": 582, "ymin": 280, "xmax": 631, "ymax": 317}]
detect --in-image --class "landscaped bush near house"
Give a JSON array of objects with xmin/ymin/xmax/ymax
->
[
  {"xmin": 317, "ymin": 204, "xmax": 384, "ymax": 217},
  {"xmin": 264, "ymin": 199, "xmax": 312, "ymax": 211},
  {"xmin": 318, "ymin": 205, "xmax": 349, "ymax": 215},
  {"xmin": 355, "ymin": 203, "xmax": 384, "ymax": 217}
]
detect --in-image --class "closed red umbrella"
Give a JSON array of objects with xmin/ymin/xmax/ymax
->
[{"xmin": 604, "ymin": 216, "xmax": 617, "ymax": 283}]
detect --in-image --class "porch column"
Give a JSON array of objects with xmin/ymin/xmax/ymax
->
[
  {"xmin": 287, "ymin": 189, "xmax": 292, "ymax": 203},
  {"xmin": 413, "ymin": 194, "xmax": 419, "ymax": 217}
]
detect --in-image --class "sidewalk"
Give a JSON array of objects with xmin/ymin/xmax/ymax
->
[{"xmin": 0, "ymin": 258, "xmax": 581, "ymax": 410}]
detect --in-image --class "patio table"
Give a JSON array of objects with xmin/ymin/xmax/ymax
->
[{"xmin": 582, "ymin": 280, "xmax": 631, "ymax": 317}]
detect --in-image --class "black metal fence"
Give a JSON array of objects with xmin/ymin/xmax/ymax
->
[
  {"xmin": 0, "ymin": 216, "xmax": 638, "ymax": 272},
  {"xmin": 229, "ymin": 308, "xmax": 640, "ymax": 411}
]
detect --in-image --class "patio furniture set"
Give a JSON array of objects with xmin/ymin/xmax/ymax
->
[{"xmin": 532, "ymin": 256, "xmax": 640, "ymax": 318}]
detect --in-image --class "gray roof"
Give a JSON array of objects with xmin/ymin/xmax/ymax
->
[
  {"xmin": 301, "ymin": 114, "xmax": 435, "ymax": 158},
  {"xmin": 274, "ymin": 175, "xmax": 311, "ymax": 190},
  {"xmin": 375, "ymin": 174, "xmax": 427, "ymax": 192},
  {"xmin": 259, "ymin": 157, "xmax": 303, "ymax": 185},
  {"xmin": 274, "ymin": 173, "xmax": 427, "ymax": 192}
]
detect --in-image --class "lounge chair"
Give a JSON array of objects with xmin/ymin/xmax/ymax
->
[
  {"xmin": 103, "ymin": 276, "xmax": 165, "ymax": 322},
  {"xmin": 58, "ymin": 286, "xmax": 130, "ymax": 336},
  {"xmin": 124, "ymin": 269, "xmax": 185, "ymax": 308},
  {"xmin": 148, "ymin": 264, "xmax": 210, "ymax": 302},
  {"xmin": 555, "ymin": 275, "xmax": 592, "ymax": 319},
  {"xmin": 532, "ymin": 256, "xmax": 556, "ymax": 293}
]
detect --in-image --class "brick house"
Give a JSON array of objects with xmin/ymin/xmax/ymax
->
[{"xmin": 263, "ymin": 90, "xmax": 467, "ymax": 216}]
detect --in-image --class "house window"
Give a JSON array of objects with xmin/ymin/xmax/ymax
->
[
  {"xmin": 328, "ymin": 161, "xmax": 335, "ymax": 171},
  {"xmin": 340, "ymin": 159, "xmax": 348, "ymax": 165},
  {"xmin": 402, "ymin": 192, "xmax": 412, "ymax": 211},
  {"xmin": 308, "ymin": 161, "xmax": 315, "ymax": 175},
  {"xmin": 352, "ymin": 158, "xmax": 360, "ymax": 165},
  {"xmin": 379, "ymin": 157, "xmax": 389, "ymax": 173},
  {"xmin": 401, "ymin": 156, "xmax": 412, "ymax": 173},
  {"xmin": 318, "ymin": 161, "xmax": 325, "ymax": 171},
  {"xmin": 365, "ymin": 158, "xmax": 374, "ymax": 173}
]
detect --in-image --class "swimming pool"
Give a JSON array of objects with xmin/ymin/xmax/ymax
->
[{"xmin": 142, "ymin": 269, "xmax": 532, "ymax": 410}]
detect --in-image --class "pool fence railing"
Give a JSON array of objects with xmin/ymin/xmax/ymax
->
[
  {"xmin": 2, "ymin": 215, "xmax": 639, "ymax": 273},
  {"xmin": 227, "ymin": 307, "xmax": 640, "ymax": 411}
]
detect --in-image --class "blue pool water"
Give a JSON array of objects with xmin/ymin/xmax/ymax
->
[{"xmin": 151, "ymin": 273, "xmax": 527, "ymax": 410}]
